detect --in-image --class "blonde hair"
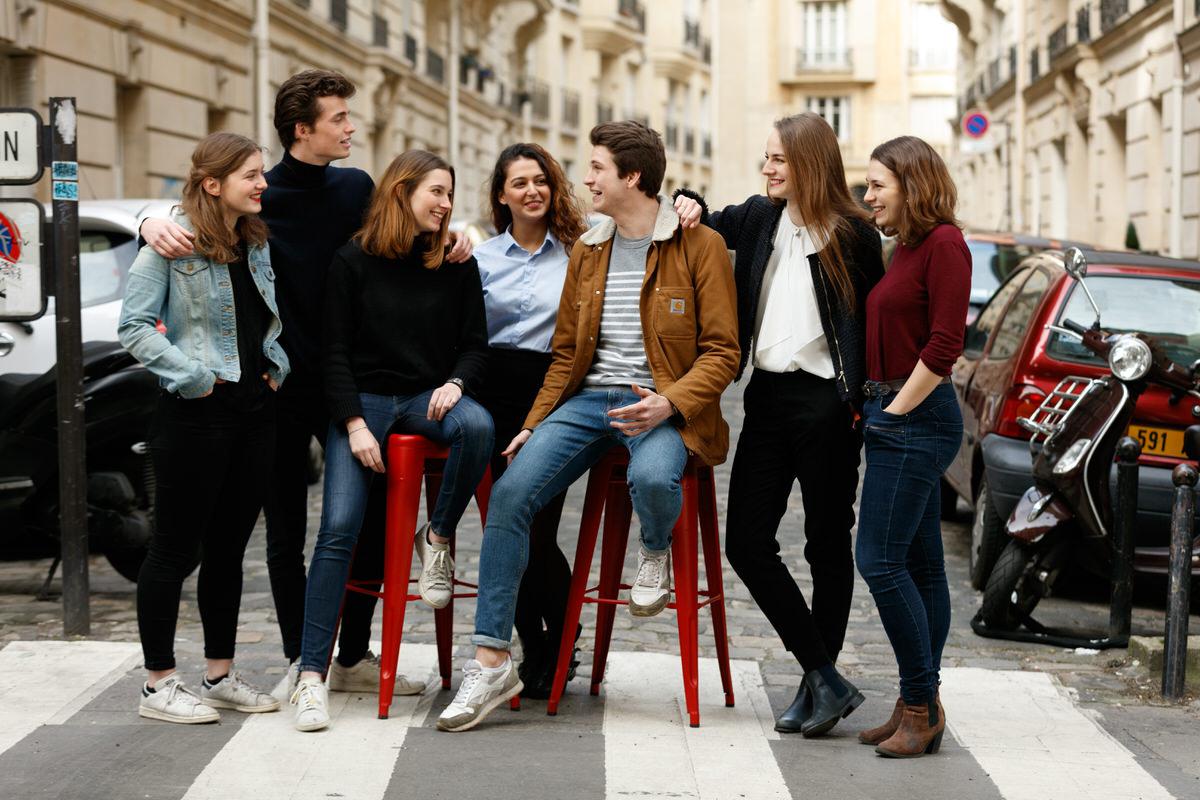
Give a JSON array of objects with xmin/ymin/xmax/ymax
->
[
  {"xmin": 180, "ymin": 132, "xmax": 268, "ymax": 263},
  {"xmin": 356, "ymin": 150, "xmax": 453, "ymax": 268}
]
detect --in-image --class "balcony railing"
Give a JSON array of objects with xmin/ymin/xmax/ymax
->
[
  {"xmin": 372, "ymin": 13, "xmax": 388, "ymax": 47},
  {"xmin": 426, "ymin": 47, "xmax": 445, "ymax": 84},
  {"xmin": 1029, "ymin": 47, "xmax": 1041, "ymax": 82},
  {"xmin": 404, "ymin": 33, "xmax": 418, "ymax": 65},
  {"xmin": 796, "ymin": 47, "xmax": 853, "ymax": 72},
  {"xmin": 562, "ymin": 88, "xmax": 580, "ymax": 130},
  {"xmin": 330, "ymin": 0, "xmax": 347, "ymax": 31},
  {"xmin": 684, "ymin": 18, "xmax": 702, "ymax": 49},
  {"xmin": 597, "ymin": 100, "xmax": 614, "ymax": 124},
  {"xmin": 1048, "ymin": 24, "xmax": 1068, "ymax": 60},
  {"xmin": 665, "ymin": 123, "xmax": 679, "ymax": 150},
  {"xmin": 618, "ymin": 0, "xmax": 646, "ymax": 32},
  {"xmin": 1100, "ymin": 0, "xmax": 1129, "ymax": 33},
  {"xmin": 1076, "ymin": 5, "xmax": 1092, "ymax": 44}
]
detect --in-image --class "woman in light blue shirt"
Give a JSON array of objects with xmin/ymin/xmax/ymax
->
[{"xmin": 474, "ymin": 143, "xmax": 587, "ymax": 698}]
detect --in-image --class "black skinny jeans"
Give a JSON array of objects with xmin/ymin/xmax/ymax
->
[
  {"xmin": 725, "ymin": 369, "xmax": 863, "ymax": 674},
  {"xmin": 263, "ymin": 379, "xmax": 382, "ymax": 665},
  {"xmin": 477, "ymin": 347, "xmax": 570, "ymax": 657},
  {"xmin": 138, "ymin": 389, "xmax": 275, "ymax": 671}
]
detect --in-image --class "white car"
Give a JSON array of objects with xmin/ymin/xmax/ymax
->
[{"xmin": 0, "ymin": 199, "xmax": 176, "ymax": 376}]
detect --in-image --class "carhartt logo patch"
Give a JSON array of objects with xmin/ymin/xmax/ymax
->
[{"xmin": 669, "ymin": 298, "xmax": 686, "ymax": 315}]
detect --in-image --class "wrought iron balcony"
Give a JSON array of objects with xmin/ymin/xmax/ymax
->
[
  {"xmin": 618, "ymin": 0, "xmax": 646, "ymax": 32},
  {"xmin": 795, "ymin": 47, "xmax": 853, "ymax": 72}
]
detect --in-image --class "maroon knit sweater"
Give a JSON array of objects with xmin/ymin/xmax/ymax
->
[{"xmin": 866, "ymin": 223, "xmax": 971, "ymax": 381}]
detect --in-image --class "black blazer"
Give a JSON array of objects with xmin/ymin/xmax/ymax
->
[{"xmin": 675, "ymin": 190, "xmax": 884, "ymax": 407}]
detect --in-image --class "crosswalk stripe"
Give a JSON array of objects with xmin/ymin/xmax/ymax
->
[
  {"xmin": 940, "ymin": 667, "xmax": 1175, "ymax": 800},
  {"xmin": 602, "ymin": 652, "xmax": 791, "ymax": 800},
  {"xmin": 0, "ymin": 640, "xmax": 142, "ymax": 757},
  {"xmin": 181, "ymin": 643, "xmax": 440, "ymax": 800}
]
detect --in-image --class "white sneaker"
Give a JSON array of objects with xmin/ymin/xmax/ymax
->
[
  {"xmin": 629, "ymin": 546, "xmax": 671, "ymax": 617},
  {"xmin": 415, "ymin": 523, "xmax": 454, "ymax": 609},
  {"xmin": 328, "ymin": 650, "xmax": 425, "ymax": 695},
  {"xmin": 138, "ymin": 674, "xmax": 220, "ymax": 724},
  {"xmin": 200, "ymin": 670, "xmax": 280, "ymax": 713},
  {"xmin": 291, "ymin": 676, "xmax": 330, "ymax": 732},
  {"xmin": 436, "ymin": 659, "xmax": 522, "ymax": 732},
  {"xmin": 271, "ymin": 661, "xmax": 300, "ymax": 703}
]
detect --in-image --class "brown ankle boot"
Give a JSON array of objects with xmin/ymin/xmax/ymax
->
[
  {"xmin": 858, "ymin": 697, "xmax": 905, "ymax": 745},
  {"xmin": 874, "ymin": 701, "xmax": 945, "ymax": 758}
]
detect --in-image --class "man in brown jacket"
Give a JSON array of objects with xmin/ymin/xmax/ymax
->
[{"xmin": 438, "ymin": 121, "xmax": 739, "ymax": 732}]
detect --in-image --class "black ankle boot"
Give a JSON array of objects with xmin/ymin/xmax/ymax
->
[
  {"xmin": 799, "ymin": 667, "xmax": 864, "ymax": 738},
  {"xmin": 773, "ymin": 681, "xmax": 812, "ymax": 733}
]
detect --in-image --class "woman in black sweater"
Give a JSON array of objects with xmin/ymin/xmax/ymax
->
[
  {"xmin": 675, "ymin": 113, "xmax": 884, "ymax": 738},
  {"xmin": 292, "ymin": 150, "xmax": 493, "ymax": 732}
]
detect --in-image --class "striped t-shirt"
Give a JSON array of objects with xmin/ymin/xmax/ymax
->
[{"xmin": 583, "ymin": 231, "xmax": 655, "ymax": 389}]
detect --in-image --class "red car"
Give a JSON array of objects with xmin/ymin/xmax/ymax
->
[{"xmin": 944, "ymin": 248, "xmax": 1200, "ymax": 589}]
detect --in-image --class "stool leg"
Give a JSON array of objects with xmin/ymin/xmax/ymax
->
[
  {"xmin": 698, "ymin": 467, "xmax": 735, "ymax": 708},
  {"xmin": 547, "ymin": 464, "xmax": 607, "ymax": 716},
  {"xmin": 671, "ymin": 470, "xmax": 701, "ymax": 728},
  {"xmin": 591, "ymin": 482, "xmax": 632, "ymax": 695},
  {"xmin": 379, "ymin": 439, "xmax": 425, "ymax": 719}
]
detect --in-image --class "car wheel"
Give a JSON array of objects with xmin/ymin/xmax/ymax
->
[
  {"xmin": 969, "ymin": 477, "xmax": 1007, "ymax": 590},
  {"xmin": 978, "ymin": 539, "xmax": 1042, "ymax": 631},
  {"xmin": 939, "ymin": 478, "xmax": 960, "ymax": 520}
]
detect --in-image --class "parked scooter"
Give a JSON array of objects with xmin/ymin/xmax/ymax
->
[
  {"xmin": 0, "ymin": 341, "xmax": 158, "ymax": 585},
  {"xmin": 977, "ymin": 247, "xmax": 1200, "ymax": 631}
]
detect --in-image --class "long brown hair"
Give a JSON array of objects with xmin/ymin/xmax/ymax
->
[
  {"xmin": 869, "ymin": 136, "xmax": 961, "ymax": 246},
  {"xmin": 773, "ymin": 113, "xmax": 871, "ymax": 311},
  {"xmin": 356, "ymin": 150, "xmax": 453, "ymax": 268},
  {"xmin": 180, "ymin": 132, "xmax": 268, "ymax": 264},
  {"xmin": 488, "ymin": 143, "xmax": 587, "ymax": 249}
]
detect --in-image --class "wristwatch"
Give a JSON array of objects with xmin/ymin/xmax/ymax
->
[{"xmin": 446, "ymin": 377, "xmax": 465, "ymax": 392}]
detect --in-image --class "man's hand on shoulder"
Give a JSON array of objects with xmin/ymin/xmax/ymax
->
[
  {"xmin": 445, "ymin": 230, "xmax": 473, "ymax": 263},
  {"xmin": 140, "ymin": 218, "xmax": 195, "ymax": 259}
]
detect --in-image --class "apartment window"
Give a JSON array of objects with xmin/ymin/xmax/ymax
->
[
  {"xmin": 800, "ymin": 1, "xmax": 849, "ymax": 69},
  {"xmin": 909, "ymin": 2, "xmax": 955, "ymax": 70},
  {"xmin": 807, "ymin": 96, "xmax": 850, "ymax": 140}
]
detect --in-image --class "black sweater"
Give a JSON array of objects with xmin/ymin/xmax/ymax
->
[
  {"xmin": 676, "ymin": 189, "xmax": 884, "ymax": 406},
  {"xmin": 323, "ymin": 241, "xmax": 489, "ymax": 423},
  {"xmin": 262, "ymin": 150, "xmax": 375, "ymax": 389}
]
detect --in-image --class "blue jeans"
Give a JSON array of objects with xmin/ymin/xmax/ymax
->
[
  {"xmin": 472, "ymin": 388, "xmax": 689, "ymax": 650},
  {"xmin": 298, "ymin": 390, "xmax": 494, "ymax": 673},
  {"xmin": 855, "ymin": 383, "xmax": 962, "ymax": 705}
]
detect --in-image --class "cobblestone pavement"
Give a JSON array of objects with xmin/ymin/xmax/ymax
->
[{"xmin": 2, "ymin": 385, "xmax": 1198, "ymax": 797}]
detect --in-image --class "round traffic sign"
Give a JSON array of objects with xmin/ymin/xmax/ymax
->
[{"xmin": 963, "ymin": 111, "xmax": 989, "ymax": 138}]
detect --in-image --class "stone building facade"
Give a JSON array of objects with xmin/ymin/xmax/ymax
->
[
  {"xmin": 0, "ymin": 0, "xmax": 714, "ymax": 220},
  {"xmin": 941, "ymin": 0, "xmax": 1200, "ymax": 258}
]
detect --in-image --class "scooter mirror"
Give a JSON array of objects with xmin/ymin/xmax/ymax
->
[{"xmin": 1064, "ymin": 247, "xmax": 1089, "ymax": 280}]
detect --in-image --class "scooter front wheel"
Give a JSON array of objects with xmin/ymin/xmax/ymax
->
[{"xmin": 979, "ymin": 539, "xmax": 1043, "ymax": 631}]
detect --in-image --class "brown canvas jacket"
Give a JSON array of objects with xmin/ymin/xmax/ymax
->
[{"xmin": 523, "ymin": 199, "xmax": 740, "ymax": 465}]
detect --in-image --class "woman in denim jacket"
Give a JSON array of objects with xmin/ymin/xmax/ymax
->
[{"xmin": 118, "ymin": 132, "xmax": 289, "ymax": 725}]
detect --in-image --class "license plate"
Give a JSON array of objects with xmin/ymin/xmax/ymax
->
[{"xmin": 1128, "ymin": 425, "xmax": 1186, "ymax": 458}]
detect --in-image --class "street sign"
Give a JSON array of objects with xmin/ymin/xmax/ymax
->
[
  {"xmin": 0, "ymin": 198, "xmax": 46, "ymax": 320},
  {"xmin": 963, "ymin": 110, "xmax": 990, "ymax": 139},
  {"xmin": 0, "ymin": 108, "xmax": 45, "ymax": 184}
]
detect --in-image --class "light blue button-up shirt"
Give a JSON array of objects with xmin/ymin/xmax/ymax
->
[{"xmin": 475, "ymin": 227, "xmax": 569, "ymax": 353}]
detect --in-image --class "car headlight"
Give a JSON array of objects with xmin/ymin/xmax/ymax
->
[
  {"xmin": 1108, "ymin": 336, "xmax": 1152, "ymax": 381},
  {"xmin": 1053, "ymin": 438, "xmax": 1092, "ymax": 475}
]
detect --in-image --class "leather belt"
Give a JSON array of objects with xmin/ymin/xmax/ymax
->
[{"xmin": 862, "ymin": 376, "xmax": 951, "ymax": 398}]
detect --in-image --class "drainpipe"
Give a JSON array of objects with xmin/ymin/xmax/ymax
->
[
  {"xmin": 254, "ymin": 0, "xmax": 271, "ymax": 151},
  {"xmin": 1169, "ymin": 0, "xmax": 1185, "ymax": 257},
  {"xmin": 1012, "ymin": 4, "xmax": 1025, "ymax": 232},
  {"xmin": 448, "ymin": 0, "xmax": 461, "ymax": 166}
]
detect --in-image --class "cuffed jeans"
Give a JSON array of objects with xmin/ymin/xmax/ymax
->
[
  {"xmin": 472, "ymin": 388, "xmax": 689, "ymax": 650},
  {"xmin": 855, "ymin": 383, "xmax": 962, "ymax": 705},
  {"xmin": 298, "ymin": 390, "xmax": 493, "ymax": 674}
]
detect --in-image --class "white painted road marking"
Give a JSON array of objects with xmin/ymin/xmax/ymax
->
[
  {"xmin": 941, "ymin": 667, "xmax": 1175, "ymax": 800},
  {"xmin": 602, "ymin": 652, "xmax": 791, "ymax": 800},
  {"xmin": 182, "ymin": 643, "xmax": 441, "ymax": 800},
  {"xmin": 0, "ymin": 640, "xmax": 142, "ymax": 756}
]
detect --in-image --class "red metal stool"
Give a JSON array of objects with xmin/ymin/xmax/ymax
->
[
  {"xmin": 339, "ymin": 434, "xmax": 517, "ymax": 719},
  {"xmin": 545, "ymin": 447, "xmax": 735, "ymax": 727}
]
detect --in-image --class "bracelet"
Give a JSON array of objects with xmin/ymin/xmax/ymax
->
[{"xmin": 347, "ymin": 425, "xmax": 367, "ymax": 434}]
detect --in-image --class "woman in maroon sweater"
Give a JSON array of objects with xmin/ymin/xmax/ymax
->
[{"xmin": 855, "ymin": 136, "xmax": 970, "ymax": 759}]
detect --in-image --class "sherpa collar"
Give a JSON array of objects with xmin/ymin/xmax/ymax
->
[{"xmin": 579, "ymin": 196, "xmax": 680, "ymax": 246}]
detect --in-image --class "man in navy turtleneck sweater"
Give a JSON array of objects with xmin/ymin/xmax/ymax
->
[{"xmin": 141, "ymin": 70, "xmax": 471, "ymax": 695}]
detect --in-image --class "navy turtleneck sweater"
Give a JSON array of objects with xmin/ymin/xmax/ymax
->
[{"xmin": 261, "ymin": 150, "xmax": 375, "ymax": 389}]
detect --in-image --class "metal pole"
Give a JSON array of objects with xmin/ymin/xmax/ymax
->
[
  {"xmin": 1162, "ymin": 462, "xmax": 1196, "ymax": 700},
  {"xmin": 50, "ymin": 97, "xmax": 88, "ymax": 636},
  {"xmin": 254, "ymin": 0, "xmax": 271, "ymax": 151},
  {"xmin": 1110, "ymin": 436, "xmax": 1140, "ymax": 643}
]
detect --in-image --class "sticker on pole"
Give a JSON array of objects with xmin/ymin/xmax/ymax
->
[
  {"xmin": 962, "ymin": 111, "xmax": 989, "ymax": 139},
  {"xmin": 0, "ymin": 198, "xmax": 45, "ymax": 321}
]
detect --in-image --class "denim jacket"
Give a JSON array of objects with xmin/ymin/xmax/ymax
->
[{"xmin": 118, "ymin": 211, "xmax": 289, "ymax": 399}]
